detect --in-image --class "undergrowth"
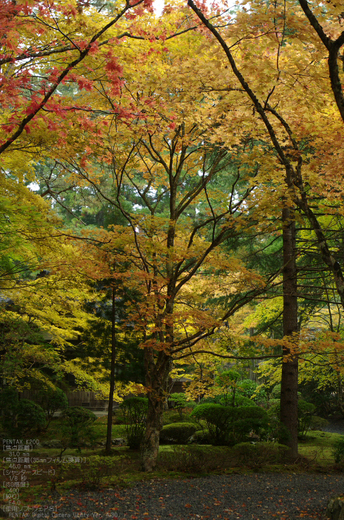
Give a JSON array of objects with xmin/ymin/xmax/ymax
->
[{"xmin": 1, "ymin": 415, "xmax": 342, "ymax": 517}]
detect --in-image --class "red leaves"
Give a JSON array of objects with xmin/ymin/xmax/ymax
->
[
  {"xmin": 88, "ymin": 41, "xmax": 99, "ymax": 56},
  {"xmin": 76, "ymin": 77, "xmax": 93, "ymax": 91},
  {"xmin": 61, "ymin": 5, "xmax": 79, "ymax": 18},
  {"xmin": 74, "ymin": 40, "xmax": 89, "ymax": 51},
  {"xmin": 47, "ymin": 67, "xmax": 60, "ymax": 85},
  {"xmin": 104, "ymin": 52, "xmax": 124, "ymax": 95},
  {"xmin": 105, "ymin": 54, "xmax": 123, "ymax": 75},
  {"xmin": 25, "ymin": 100, "xmax": 43, "ymax": 116}
]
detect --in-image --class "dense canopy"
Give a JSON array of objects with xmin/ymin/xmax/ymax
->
[{"xmin": 2, "ymin": 0, "xmax": 344, "ymax": 470}]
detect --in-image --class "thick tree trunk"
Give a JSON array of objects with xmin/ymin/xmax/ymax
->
[
  {"xmin": 140, "ymin": 349, "xmax": 173, "ymax": 472},
  {"xmin": 280, "ymin": 207, "xmax": 299, "ymax": 458}
]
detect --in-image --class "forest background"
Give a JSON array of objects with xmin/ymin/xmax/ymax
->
[{"xmin": 2, "ymin": 0, "xmax": 344, "ymax": 471}]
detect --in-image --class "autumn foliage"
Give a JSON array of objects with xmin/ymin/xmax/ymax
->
[{"xmin": 2, "ymin": 0, "xmax": 344, "ymax": 470}]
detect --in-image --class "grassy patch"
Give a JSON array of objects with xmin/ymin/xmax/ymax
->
[{"xmin": 298, "ymin": 430, "xmax": 343, "ymax": 465}]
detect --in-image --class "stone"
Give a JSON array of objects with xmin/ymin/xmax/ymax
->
[
  {"xmin": 326, "ymin": 496, "xmax": 344, "ymax": 520},
  {"xmin": 112, "ymin": 438, "xmax": 126, "ymax": 446}
]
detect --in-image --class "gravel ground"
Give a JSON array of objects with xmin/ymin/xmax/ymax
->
[
  {"xmin": 22, "ymin": 473, "xmax": 344, "ymax": 520},
  {"xmin": 323, "ymin": 419, "xmax": 344, "ymax": 435}
]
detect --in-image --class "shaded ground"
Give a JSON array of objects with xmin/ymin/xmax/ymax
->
[
  {"xmin": 323, "ymin": 418, "xmax": 344, "ymax": 435},
  {"xmin": 23, "ymin": 473, "xmax": 344, "ymax": 519}
]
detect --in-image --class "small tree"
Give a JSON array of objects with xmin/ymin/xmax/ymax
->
[
  {"xmin": 34, "ymin": 386, "xmax": 68, "ymax": 425},
  {"xmin": 168, "ymin": 393, "xmax": 195, "ymax": 419},
  {"xmin": 214, "ymin": 369, "xmax": 241, "ymax": 406},
  {"xmin": 120, "ymin": 397, "xmax": 148, "ymax": 450},
  {"xmin": 59, "ymin": 407, "xmax": 97, "ymax": 456}
]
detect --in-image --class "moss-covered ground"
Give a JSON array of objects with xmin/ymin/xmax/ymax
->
[{"xmin": 1, "ymin": 413, "xmax": 343, "ymax": 519}]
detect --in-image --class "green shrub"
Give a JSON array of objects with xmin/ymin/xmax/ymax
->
[
  {"xmin": 239, "ymin": 380, "xmax": 268, "ymax": 406},
  {"xmin": 200, "ymin": 394, "xmax": 253, "ymax": 407},
  {"xmin": 191, "ymin": 403, "xmax": 268, "ymax": 446},
  {"xmin": 238, "ymin": 379, "xmax": 257, "ymax": 397},
  {"xmin": 213, "ymin": 369, "xmax": 241, "ymax": 406},
  {"xmin": 160, "ymin": 422, "xmax": 198, "ymax": 444},
  {"xmin": 120, "ymin": 397, "xmax": 148, "ymax": 449},
  {"xmin": 0, "ymin": 386, "xmax": 19, "ymax": 434},
  {"xmin": 188, "ymin": 428, "xmax": 212, "ymax": 444},
  {"xmin": 268, "ymin": 398, "xmax": 317, "ymax": 438},
  {"xmin": 79, "ymin": 455, "xmax": 124, "ymax": 489},
  {"xmin": 59, "ymin": 406, "xmax": 97, "ymax": 454},
  {"xmin": 333, "ymin": 437, "xmax": 344, "ymax": 464},
  {"xmin": 47, "ymin": 454, "xmax": 134, "ymax": 491},
  {"xmin": 233, "ymin": 395, "xmax": 256, "ymax": 407},
  {"xmin": 112, "ymin": 409, "xmax": 127, "ymax": 424},
  {"xmin": 163, "ymin": 411, "xmax": 186, "ymax": 425},
  {"xmin": 298, "ymin": 400, "xmax": 316, "ymax": 438},
  {"xmin": 0, "ymin": 388, "xmax": 46, "ymax": 436},
  {"xmin": 191, "ymin": 403, "xmax": 233, "ymax": 445},
  {"xmin": 34, "ymin": 386, "xmax": 68, "ymax": 421},
  {"xmin": 271, "ymin": 384, "xmax": 281, "ymax": 399},
  {"xmin": 158, "ymin": 442, "xmax": 289, "ymax": 474},
  {"xmin": 263, "ymin": 416, "xmax": 291, "ymax": 444},
  {"xmin": 309, "ymin": 416, "xmax": 329, "ymax": 431},
  {"xmin": 231, "ymin": 406, "xmax": 269, "ymax": 444},
  {"xmin": 158, "ymin": 446, "xmax": 227, "ymax": 473},
  {"xmin": 230, "ymin": 442, "xmax": 288, "ymax": 467}
]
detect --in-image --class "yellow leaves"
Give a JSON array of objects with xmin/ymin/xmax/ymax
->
[
  {"xmin": 61, "ymin": 360, "xmax": 109, "ymax": 397},
  {"xmin": 243, "ymin": 297, "xmax": 283, "ymax": 330},
  {"xmin": 6, "ymin": 276, "xmax": 92, "ymax": 348}
]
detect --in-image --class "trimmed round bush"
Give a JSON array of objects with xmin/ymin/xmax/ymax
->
[
  {"xmin": 0, "ymin": 388, "xmax": 46, "ymax": 436},
  {"xmin": 7, "ymin": 399, "xmax": 46, "ymax": 436},
  {"xmin": 160, "ymin": 422, "xmax": 198, "ymax": 444},
  {"xmin": 191, "ymin": 403, "xmax": 233, "ymax": 445},
  {"xmin": 61, "ymin": 406, "xmax": 96, "ymax": 425},
  {"xmin": 309, "ymin": 415, "xmax": 329, "ymax": 431},
  {"xmin": 231, "ymin": 406, "xmax": 269, "ymax": 444},
  {"xmin": 188, "ymin": 428, "xmax": 212, "ymax": 444},
  {"xmin": 230, "ymin": 442, "xmax": 289, "ymax": 467},
  {"xmin": 191, "ymin": 403, "xmax": 268, "ymax": 446}
]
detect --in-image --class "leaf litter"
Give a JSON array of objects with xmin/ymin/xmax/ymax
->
[{"xmin": 22, "ymin": 473, "xmax": 344, "ymax": 519}]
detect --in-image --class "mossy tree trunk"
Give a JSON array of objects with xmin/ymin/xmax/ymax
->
[{"xmin": 140, "ymin": 349, "xmax": 173, "ymax": 472}]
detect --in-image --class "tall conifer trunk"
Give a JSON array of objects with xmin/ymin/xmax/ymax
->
[
  {"xmin": 105, "ymin": 285, "xmax": 117, "ymax": 454},
  {"xmin": 280, "ymin": 206, "xmax": 298, "ymax": 458}
]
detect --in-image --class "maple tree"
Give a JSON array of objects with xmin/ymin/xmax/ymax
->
[
  {"xmin": 0, "ymin": 0, "xmax": 200, "ymax": 446},
  {"xmin": 0, "ymin": 0, "xmax": 161, "ymax": 174},
  {"xmin": 33, "ymin": 15, "xmax": 296, "ymax": 469},
  {"xmin": 0, "ymin": 176, "xmax": 107, "ymax": 398},
  {"xmin": 4, "ymin": 0, "xmax": 344, "ymax": 473},
  {"xmin": 13, "ymin": 0, "xmax": 336, "ymax": 466},
  {"xmin": 187, "ymin": 0, "xmax": 344, "ymax": 457}
]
